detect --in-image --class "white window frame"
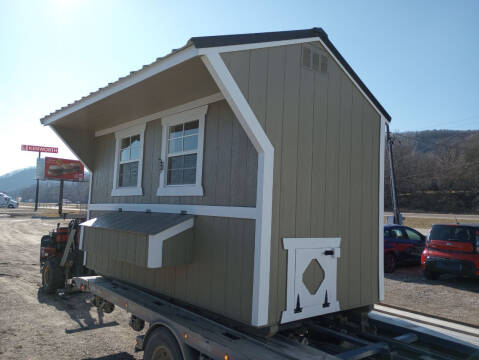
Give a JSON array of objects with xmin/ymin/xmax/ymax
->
[
  {"xmin": 111, "ymin": 123, "xmax": 146, "ymax": 196},
  {"xmin": 156, "ymin": 105, "xmax": 207, "ymax": 197}
]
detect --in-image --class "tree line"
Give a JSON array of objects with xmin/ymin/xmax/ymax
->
[{"xmin": 384, "ymin": 130, "xmax": 479, "ymax": 213}]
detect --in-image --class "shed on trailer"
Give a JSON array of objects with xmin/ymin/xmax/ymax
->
[{"xmin": 40, "ymin": 28, "xmax": 390, "ymax": 330}]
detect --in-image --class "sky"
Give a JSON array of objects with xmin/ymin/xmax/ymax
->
[{"xmin": 0, "ymin": 0, "xmax": 478, "ymax": 176}]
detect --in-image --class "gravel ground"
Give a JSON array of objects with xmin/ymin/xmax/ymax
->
[
  {"xmin": 0, "ymin": 216, "xmax": 143, "ymax": 360},
  {"xmin": 383, "ymin": 264, "xmax": 479, "ymax": 327}
]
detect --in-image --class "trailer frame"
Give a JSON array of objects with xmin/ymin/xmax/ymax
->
[{"xmin": 71, "ymin": 276, "xmax": 478, "ymax": 360}]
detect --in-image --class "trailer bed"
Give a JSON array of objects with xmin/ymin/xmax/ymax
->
[{"xmin": 72, "ymin": 276, "xmax": 479, "ymax": 360}]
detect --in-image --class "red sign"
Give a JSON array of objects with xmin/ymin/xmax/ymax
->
[
  {"xmin": 43, "ymin": 157, "xmax": 84, "ymax": 181},
  {"xmin": 21, "ymin": 145, "xmax": 58, "ymax": 153}
]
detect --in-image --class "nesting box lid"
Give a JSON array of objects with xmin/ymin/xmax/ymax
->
[{"xmin": 81, "ymin": 211, "xmax": 194, "ymax": 235}]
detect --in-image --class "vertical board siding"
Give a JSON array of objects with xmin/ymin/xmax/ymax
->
[
  {"xmin": 85, "ymin": 211, "xmax": 255, "ymax": 325},
  {"xmin": 224, "ymin": 42, "xmax": 381, "ymax": 325},
  {"xmin": 337, "ymin": 73, "xmax": 353, "ymax": 307},
  {"xmin": 264, "ymin": 45, "xmax": 287, "ymax": 323},
  {"xmin": 90, "ymin": 100, "xmax": 257, "ymax": 207}
]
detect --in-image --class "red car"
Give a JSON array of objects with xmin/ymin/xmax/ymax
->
[{"xmin": 421, "ymin": 224, "xmax": 479, "ymax": 280}]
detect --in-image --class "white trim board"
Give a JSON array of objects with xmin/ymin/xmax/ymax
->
[
  {"xmin": 378, "ymin": 116, "xmax": 386, "ymax": 301},
  {"xmin": 147, "ymin": 218, "xmax": 194, "ymax": 268},
  {"xmin": 313, "ymin": 37, "xmax": 390, "ymax": 123},
  {"xmin": 42, "ymin": 46, "xmax": 199, "ymax": 126},
  {"xmin": 202, "ymin": 53, "xmax": 274, "ymax": 327},
  {"xmin": 95, "ymin": 93, "xmax": 224, "ymax": 137},
  {"xmin": 197, "ymin": 37, "xmax": 321, "ymax": 55},
  {"xmin": 199, "ymin": 37, "xmax": 390, "ymax": 123},
  {"xmin": 88, "ymin": 203, "xmax": 257, "ymax": 220}
]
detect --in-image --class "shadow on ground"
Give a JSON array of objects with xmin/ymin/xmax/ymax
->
[
  {"xmin": 37, "ymin": 288, "xmax": 119, "ymax": 333},
  {"xmin": 82, "ymin": 352, "xmax": 136, "ymax": 360}
]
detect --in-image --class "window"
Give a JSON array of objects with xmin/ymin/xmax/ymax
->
[
  {"xmin": 167, "ymin": 120, "xmax": 199, "ymax": 185},
  {"xmin": 112, "ymin": 124, "xmax": 146, "ymax": 196},
  {"xmin": 157, "ymin": 105, "xmax": 207, "ymax": 196},
  {"xmin": 405, "ymin": 228, "xmax": 422, "ymax": 241},
  {"xmin": 391, "ymin": 228, "xmax": 405, "ymax": 239}
]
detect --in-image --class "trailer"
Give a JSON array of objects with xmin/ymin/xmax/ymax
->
[{"xmin": 72, "ymin": 275, "xmax": 478, "ymax": 360}]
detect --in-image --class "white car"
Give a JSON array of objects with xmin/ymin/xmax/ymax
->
[{"xmin": 0, "ymin": 195, "xmax": 18, "ymax": 208}]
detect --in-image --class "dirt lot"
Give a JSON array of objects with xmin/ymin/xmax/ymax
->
[
  {"xmin": 0, "ymin": 216, "xmax": 143, "ymax": 360},
  {"xmin": 383, "ymin": 265, "xmax": 479, "ymax": 327},
  {"xmin": 1, "ymin": 214, "xmax": 478, "ymax": 359}
]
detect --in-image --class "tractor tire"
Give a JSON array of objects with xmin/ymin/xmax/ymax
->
[
  {"xmin": 384, "ymin": 252, "xmax": 397, "ymax": 273},
  {"xmin": 40, "ymin": 235, "xmax": 53, "ymax": 247},
  {"xmin": 42, "ymin": 259, "xmax": 64, "ymax": 293},
  {"xmin": 144, "ymin": 327, "xmax": 183, "ymax": 360}
]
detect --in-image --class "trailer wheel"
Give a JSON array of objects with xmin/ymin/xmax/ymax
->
[
  {"xmin": 42, "ymin": 260, "xmax": 64, "ymax": 293},
  {"xmin": 384, "ymin": 252, "xmax": 397, "ymax": 273},
  {"xmin": 144, "ymin": 327, "xmax": 183, "ymax": 360}
]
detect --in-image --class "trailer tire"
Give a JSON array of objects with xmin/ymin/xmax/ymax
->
[
  {"xmin": 144, "ymin": 327, "xmax": 183, "ymax": 360},
  {"xmin": 42, "ymin": 259, "xmax": 64, "ymax": 293}
]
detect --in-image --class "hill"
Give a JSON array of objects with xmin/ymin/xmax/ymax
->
[
  {"xmin": 385, "ymin": 129, "xmax": 479, "ymax": 213},
  {"xmin": 0, "ymin": 167, "xmax": 90, "ymax": 203},
  {"xmin": 0, "ymin": 167, "xmax": 37, "ymax": 194}
]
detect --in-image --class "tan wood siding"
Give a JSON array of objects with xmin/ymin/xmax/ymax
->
[
  {"xmin": 83, "ymin": 211, "xmax": 255, "ymax": 325},
  {"xmin": 90, "ymin": 100, "xmax": 257, "ymax": 207},
  {"xmin": 223, "ymin": 42, "xmax": 381, "ymax": 325}
]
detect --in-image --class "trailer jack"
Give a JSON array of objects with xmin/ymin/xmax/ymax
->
[{"xmin": 91, "ymin": 295, "xmax": 115, "ymax": 314}]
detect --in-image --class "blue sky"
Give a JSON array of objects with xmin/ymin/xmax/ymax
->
[{"xmin": 0, "ymin": 0, "xmax": 478, "ymax": 175}]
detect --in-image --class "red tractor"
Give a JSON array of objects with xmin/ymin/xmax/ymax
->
[{"xmin": 40, "ymin": 218, "xmax": 90, "ymax": 293}]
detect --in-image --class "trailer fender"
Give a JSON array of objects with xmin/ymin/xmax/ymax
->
[{"xmin": 143, "ymin": 323, "xmax": 196, "ymax": 360}]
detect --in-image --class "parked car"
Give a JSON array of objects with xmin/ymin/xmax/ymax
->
[
  {"xmin": 421, "ymin": 224, "xmax": 479, "ymax": 280},
  {"xmin": 384, "ymin": 225, "xmax": 426, "ymax": 273},
  {"xmin": 0, "ymin": 195, "xmax": 18, "ymax": 208}
]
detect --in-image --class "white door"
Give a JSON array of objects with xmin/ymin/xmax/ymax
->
[{"xmin": 282, "ymin": 238, "xmax": 341, "ymax": 323}]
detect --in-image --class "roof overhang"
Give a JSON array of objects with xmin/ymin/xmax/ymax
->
[{"xmin": 40, "ymin": 28, "xmax": 390, "ymax": 127}]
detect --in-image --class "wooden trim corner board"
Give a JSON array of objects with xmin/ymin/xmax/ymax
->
[
  {"xmin": 379, "ymin": 116, "xmax": 386, "ymax": 301},
  {"xmin": 202, "ymin": 53, "xmax": 274, "ymax": 327}
]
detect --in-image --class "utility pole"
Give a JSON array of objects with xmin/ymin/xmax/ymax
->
[
  {"xmin": 58, "ymin": 179, "xmax": 64, "ymax": 216},
  {"xmin": 34, "ymin": 151, "xmax": 40, "ymax": 211},
  {"xmin": 386, "ymin": 124, "xmax": 402, "ymax": 225}
]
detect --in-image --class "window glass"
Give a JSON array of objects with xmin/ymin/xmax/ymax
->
[
  {"xmin": 405, "ymin": 229, "xmax": 422, "ymax": 241},
  {"xmin": 118, "ymin": 134, "xmax": 141, "ymax": 187},
  {"xmin": 169, "ymin": 138, "xmax": 182, "ymax": 154},
  {"xmin": 119, "ymin": 162, "xmax": 138, "ymax": 187},
  {"xmin": 430, "ymin": 225, "xmax": 474, "ymax": 243},
  {"xmin": 130, "ymin": 135, "xmax": 140, "ymax": 159},
  {"xmin": 184, "ymin": 120, "xmax": 199, "ymax": 135},
  {"xmin": 183, "ymin": 135, "xmax": 198, "ymax": 151},
  {"xmin": 384, "ymin": 229, "xmax": 391, "ymax": 238},
  {"xmin": 169, "ymin": 124, "xmax": 183, "ymax": 139},
  {"xmin": 167, "ymin": 154, "xmax": 197, "ymax": 185},
  {"xmin": 166, "ymin": 120, "xmax": 199, "ymax": 186},
  {"xmin": 120, "ymin": 135, "xmax": 140, "ymax": 162},
  {"xmin": 391, "ymin": 229, "xmax": 404, "ymax": 239}
]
